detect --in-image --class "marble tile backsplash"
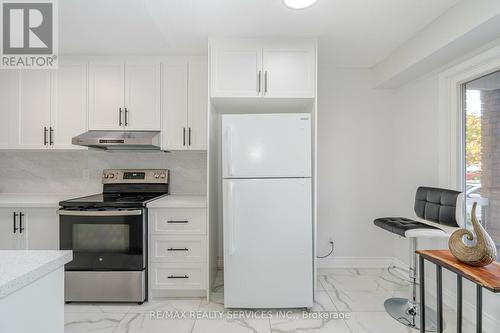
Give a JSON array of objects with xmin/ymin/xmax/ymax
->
[{"xmin": 0, "ymin": 150, "xmax": 207, "ymax": 195}]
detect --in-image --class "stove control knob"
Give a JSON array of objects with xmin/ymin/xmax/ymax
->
[
  {"xmin": 160, "ymin": 174, "xmax": 166, "ymax": 179},
  {"xmin": 109, "ymin": 174, "xmax": 115, "ymax": 179},
  {"xmin": 104, "ymin": 174, "xmax": 109, "ymax": 179},
  {"xmin": 154, "ymin": 173, "xmax": 160, "ymax": 179}
]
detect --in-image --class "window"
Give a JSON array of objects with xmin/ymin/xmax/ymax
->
[{"xmin": 463, "ymin": 70, "xmax": 500, "ymax": 261}]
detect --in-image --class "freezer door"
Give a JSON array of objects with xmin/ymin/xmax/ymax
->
[
  {"xmin": 222, "ymin": 113, "xmax": 311, "ymax": 178},
  {"xmin": 223, "ymin": 178, "xmax": 313, "ymax": 308}
]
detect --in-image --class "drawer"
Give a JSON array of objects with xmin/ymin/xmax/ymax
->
[
  {"xmin": 150, "ymin": 208, "xmax": 206, "ymax": 234},
  {"xmin": 150, "ymin": 235, "xmax": 207, "ymax": 263},
  {"xmin": 150, "ymin": 263, "xmax": 206, "ymax": 290}
]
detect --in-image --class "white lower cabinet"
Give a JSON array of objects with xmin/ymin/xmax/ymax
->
[
  {"xmin": 148, "ymin": 206, "xmax": 207, "ymax": 298},
  {"xmin": 150, "ymin": 263, "xmax": 207, "ymax": 290},
  {"xmin": 0, "ymin": 207, "xmax": 59, "ymax": 250}
]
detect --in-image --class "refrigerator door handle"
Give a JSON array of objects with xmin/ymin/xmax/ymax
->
[
  {"xmin": 223, "ymin": 127, "xmax": 234, "ymax": 177},
  {"xmin": 226, "ymin": 181, "xmax": 238, "ymax": 256}
]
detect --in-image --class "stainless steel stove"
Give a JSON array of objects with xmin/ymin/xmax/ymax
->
[{"xmin": 59, "ymin": 169, "xmax": 169, "ymax": 303}]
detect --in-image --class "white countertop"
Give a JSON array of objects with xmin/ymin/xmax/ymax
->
[
  {"xmin": 0, "ymin": 250, "xmax": 72, "ymax": 299},
  {"xmin": 0, "ymin": 193, "xmax": 89, "ymax": 208},
  {"xmin": 147, "ymin": 195, "xmax": 207, "ymax": 208}
]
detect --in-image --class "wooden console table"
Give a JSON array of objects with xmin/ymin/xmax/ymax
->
[{"xmin": 416, "ymin": 250, "xmax": 500, "ymax": 333}]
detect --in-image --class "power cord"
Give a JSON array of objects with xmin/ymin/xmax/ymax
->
[{"xmin": 316, "ymin": 241, "xmax": 334, "ymax": 258}]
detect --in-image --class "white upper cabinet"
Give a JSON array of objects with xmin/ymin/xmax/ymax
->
[
  {"xmin": 262, "ymin": 41, "xmax": 315, "ymax": 97},
  {"xmin": 210, "ymin": 39, "xmax": 316, "ymax": 98},
  {"xmin": 89, "ymin": 60, "xmax": 125, "ymax": 130},
  {"xmin": 210, "ymin": 40, "xmax": 262, "ymax": 97},
  {"xmin": 162, "ymin": 57, "xmax": 207, "ymax": 151},
  {"xmin": 18, "ymin": 70, "xmax": 52, "ymax": 148},
  {"xmin": 89, "ymin": 59, "xmax": 161, "ymax": 131},
  {"xmin": 52, "ymin": 60, "xmax": 88, "ymax": 149},
  {"xmin": 124, "ymin": 61, "xmax": 161, "ymax": 130},
  {"xmin": 0, "ymin": 70, "xmax": 19, "ymax": 149},
  {"xmin": 187, "ymin": 58, "xmax": 208, "ymax": 150},
  {"xmin": 163, "ymin": 58, "xmax": 189, "ymax": 150}
]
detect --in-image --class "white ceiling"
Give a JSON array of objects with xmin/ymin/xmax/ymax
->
[{"xmin": 60, "ymin": 0, "xmax": 460, "ymax": 67}]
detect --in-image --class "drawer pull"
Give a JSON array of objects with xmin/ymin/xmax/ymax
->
[
  {"xmin": 167, "ymin": 248, "xmax": 189, "ymax": 251},
  {"xmin": 167, "ymin": 220, "xmax": 189, "ymax": 224},
  {"xmin": 168, "ymin": 275, "xmax": 189, "ymax": 279}
]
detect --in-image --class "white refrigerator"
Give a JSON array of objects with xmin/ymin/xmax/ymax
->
[{"xmin": 222, "ymin": 113, "xmax": 313, "ymax": 308}]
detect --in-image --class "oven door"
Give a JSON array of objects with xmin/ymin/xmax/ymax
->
[{"xmin": 59, "ymin": 209, "xmax": 146, "ymax": 271}]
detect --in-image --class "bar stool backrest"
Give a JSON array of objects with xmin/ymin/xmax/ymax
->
[{"xmin": 414, "ymin": 187, "xmax": 462, "ymax": 228}]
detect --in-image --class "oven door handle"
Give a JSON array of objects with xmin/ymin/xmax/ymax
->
[{"xmin": 57, "ymin": 209, "xmax": 143, "ymax": 216}]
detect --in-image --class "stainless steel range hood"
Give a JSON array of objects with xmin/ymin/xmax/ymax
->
[{"xmin": 72, "ymin": 131, "xmax": 161, "ymax": 150}]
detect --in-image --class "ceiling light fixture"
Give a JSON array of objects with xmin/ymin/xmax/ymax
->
[{"xmin": 283, "ymin": 0, "xmax": 318, "ymax": 9}]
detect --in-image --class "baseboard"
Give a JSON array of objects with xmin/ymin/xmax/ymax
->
[{"xmin": 317, "ymin": 256, "xmax": 397, "ymax": 268}]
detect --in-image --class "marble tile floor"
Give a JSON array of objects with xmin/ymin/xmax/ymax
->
[{"xmin": 64, "ymin": 268, "xmax": 479, "ymax": 333}]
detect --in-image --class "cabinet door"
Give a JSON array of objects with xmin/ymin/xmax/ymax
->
[
  {"xmin": 0, "ymin": 209, "xmax": 21, "ymax": 250},
  {"xmin": 162, "ymin": 59, "xmax": 188, "ymax": 150},
  {"xmin": 52, "ymin": 61, "xmax": 88, "ymax": 149},
  {"xmin": 262, "ymin": 42, "xmax": 315, "ymax": 98},
  {"xmin": 17, "ymin": 71, "xmax": 52, "ymax": 148},
  {"xmin": 187, "ymin": 57, "xmax": 208, "ymax": 150},
  {"xmin": 25, "ymin": 208, "xmax": 59, "ymax": 250},
  {"xmin": 125, "ymin": 61, "xmax": 161, "ymax": 130},
  {"xmin": 0, "ymin": 70, "xmax": 19, "ymax": 148},
  {"xmin": 210, "ymin": 40, "xmax": 262, "ymax": 97},
  {"xmin": 89, "ymin": 61, "xmax": 125, "ymax": 130}
]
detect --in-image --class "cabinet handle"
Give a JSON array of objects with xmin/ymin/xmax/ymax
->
[
  {"xmin": 167, "ymin": 275, "xmax": 189, "ymax": 279},
  {"xmin": 258, "ymin": 70, "xmax": 261, "ymax": 93},
  {"xmin": 167, "ymin": 220, "xmax": 188, "ymax": 224},
  {"xmin": 119, "ymin": 108, "xmax": 123, "ymax": 126},
  {"xmin": 49, "ymin": 127, "xmax": 54, "ymax": 146},
  {"xmin": 19, "ymin": 212, "xmax": 24, "ymax": 233},
  {"xmin": 264, "ymin": 71, "xmax": 268, "ymax": 94},
  {"xmin": 188, "ymin": 127, "xmax": 192, "ymax": 146},
  {"xmin": 183, "ymin": 128, "xmax": 186, "ymax": 146},
  {"xmin": 124, "ymin": 108, "xmax": 129, "ymax": 126},
  {"xmin": 43, "ymin": 127, "xmax": 48, "ymax": 145},
  {"xmin": 13, "ymin": 212, "xmax": 18, "ymax": 233},
  {"xmin": 167, "ymin": 248, "xmax": 189, "ymax": 251}
]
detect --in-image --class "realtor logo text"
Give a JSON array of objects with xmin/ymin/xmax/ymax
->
[{"xmin": 1, "ymin": 0, "xmax": 58, "ymax": 68}]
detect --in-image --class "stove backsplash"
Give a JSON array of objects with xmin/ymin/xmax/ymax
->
[{"xmin": 0, "ymin": 151, "xmax": 207, "ymax": 195}]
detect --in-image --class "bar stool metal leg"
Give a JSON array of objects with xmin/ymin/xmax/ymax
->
[
  {"xmin": 436, "ymin": 266, "xmax": 443, "ymax": 333},
  {"xmin": 457, "ymin": 276, "xmax": 462, "ymax": 333},
  {"xmin": 384, "ymin": 239, "xmax": 440, "ymax": 331},
  {"xmin": 420, "ymin": 255, "xmax": 425, "ymax": 333},
  {"xmin": 476, "ymin": 285, "xmax": 482, "ymax": 333}
]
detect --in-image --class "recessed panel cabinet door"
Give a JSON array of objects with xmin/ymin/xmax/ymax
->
[
  {"xmin": 125, "ymin": 61, "xmax": 161, "ymax": 130},
  {"xmin": 0, "ymin": 70, "xmax": 19, "ymax": 148},
  {"xmin": 210, "ymin": 41, "xmax": 262, "ymax": 97},
  {"xmin": 187, "ymin": 58, "xmax": 208, "ymax": 150},
  {"xmin": 263, "ymin": 43, "xmax": 315, "ymax": 97},
  {"xmin": 17, "ymin": 70, "xmax": 52, "ymax": 148},
  {"xmin": 25, "ymin": 209, "xmax": 59, "ymax": 250},
  {"xmin": 162, "ymin": 59, "xmax": 188, "ymax": 150},
  {"xmin": 0, "ymin": 210, "xmax": 21, "ymax": 250},
  {"xmin": 89, "ymin": 61, "xmax": 125, "ymax": 130},
  {"xmin": 52, "ymin": 61, "xmax": 88, "ymax": 149}
]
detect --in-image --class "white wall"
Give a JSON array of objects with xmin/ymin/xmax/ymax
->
[
  {"xmin": 317, "ymin": 64, "xmax": 399, "ymax": 262},
  {"xmin": 391, "ymin": 72, "xmax": 500, "ymax": 329}
]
